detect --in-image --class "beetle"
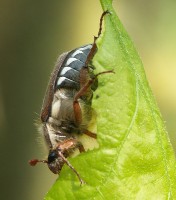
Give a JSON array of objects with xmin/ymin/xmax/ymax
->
[{"xmin": 29, "ymin": 11, "xmax": 112, "ymax": 184}]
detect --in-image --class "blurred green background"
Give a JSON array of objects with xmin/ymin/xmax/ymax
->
[{"xmin": 0, "ymin": 0, "xmax": 176, "ymax": 199}]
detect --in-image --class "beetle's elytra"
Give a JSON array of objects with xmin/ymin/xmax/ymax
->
[{"xmin": 29, "ymin": 11, "xmax": 112, "ymax": 184}]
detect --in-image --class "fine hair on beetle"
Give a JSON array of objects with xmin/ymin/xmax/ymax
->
[{"xmin": 29, "ymin": 11, "xmax": 113, "ymax": 185}]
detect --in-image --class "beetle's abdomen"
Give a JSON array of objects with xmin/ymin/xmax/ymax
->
[{"xmin": 56, "ymin": 44, "xmax": 92, "ymax": 90}]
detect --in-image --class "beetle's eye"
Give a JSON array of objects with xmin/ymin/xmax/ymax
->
[{"xmin": 48, "ymin": 151, "xmax": 57, "ymax": 163}]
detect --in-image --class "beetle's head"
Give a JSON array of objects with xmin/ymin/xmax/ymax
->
[
  {"xmin": 29, "ymin": 149, "xmax": 64, "ymax": 174},
  {"xmin": 47, "ymin": 149, "xmax": 64, "ymax": 174}
]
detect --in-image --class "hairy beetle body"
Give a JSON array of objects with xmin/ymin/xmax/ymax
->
[
  {"xmin": 29, "ymin": 11, "xmax": 111, "ymax": 184},
  {"xmin": 42, "ymin": 44, "xmax": 97, "ymax": 151}
]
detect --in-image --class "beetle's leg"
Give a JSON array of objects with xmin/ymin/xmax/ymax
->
[
  {"xmin": 78, "ymin": 142, "xmax": 85, "ymax": 153},
  {"xmin": 84, "ymin": 129, "xmax": 97, "ymax": 139},
  {"xmin": 74, "ymin": 70, "xmax": 114, "ymax": 103},
  {"xmin": 73, "ymin": 11, "xmax": 110, "ymax": 126},
  {"xmin": 73, "ymin": 69, "xmax": 114, "ymax": 126},
  {"xmin": 98, "ymin": 10, "xmax": 110, "ymax": 37},
  {"xmin": 72, "ymin": 91, "xmax": 97, "ymax": 138},
  {"xmin": 73, "ymin": 98, "xmax": 82, "ymax": 125},
  {"xmin": 73, "ymin": 67, "xmax": 90, "ymax": 126},
  {"xmin": 58, "ymin": 151, "xmax": 85, "ymax": 185},
  {"xmin": 85, "ymin": 10, "xmax": 110, "ymax": 67},
  {"xmin": 73, "ymin": 11, "xmax": 111, "ymax": 134},
  {"xmin": 57, "ymin": 138, "xmax": 85, "ymax": 153},
  {"xmin": 56, "ymin": 139, "xmax": 85, "ymax": 184}
]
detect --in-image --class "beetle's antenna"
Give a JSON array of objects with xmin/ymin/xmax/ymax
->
[
  {"xmin": 29, "ymin": 159, "xmax": 48, "ymax": 166},
  {"xmin": 58, "ymin": 151, "xmax": 85, "ymax": 185}
]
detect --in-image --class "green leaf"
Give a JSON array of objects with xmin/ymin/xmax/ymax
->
[{"xmin": 45, "ymin": 0, "xmax": 176, "ymax": 199}]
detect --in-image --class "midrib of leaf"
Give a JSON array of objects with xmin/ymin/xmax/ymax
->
[{"xmin": 100, "ymin": 0, "xmax": 173, "ymax": 197}]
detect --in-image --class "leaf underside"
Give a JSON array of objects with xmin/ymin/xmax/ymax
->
[{"xmin": 45, "ymin": 0, "xmax": 176, "ymax": 199}]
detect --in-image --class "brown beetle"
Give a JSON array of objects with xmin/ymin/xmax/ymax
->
[{"xmin": 29, "ymin": 11, "xmax": 112, "ymax": 184}]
